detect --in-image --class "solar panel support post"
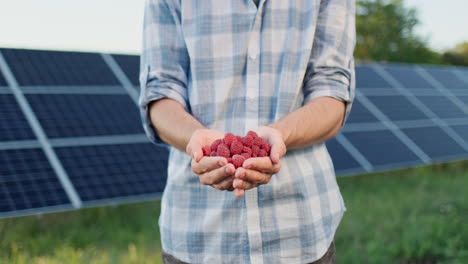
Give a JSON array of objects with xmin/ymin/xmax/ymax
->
[
  {"xmin": 355, "ymin": 90, "xmax": 432, "ymax": 164},
  {"xmin": 0, "ymin": 51, "xmax": 83, "ymax": 209},
  {"xmin": 101, "ymin": 54, "xmax": 139, "ymax": 105}
]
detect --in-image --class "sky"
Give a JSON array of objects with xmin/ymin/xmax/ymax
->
[{"xmin": 0, "ymin": 0, "xmax": 467, "ymax": 55}]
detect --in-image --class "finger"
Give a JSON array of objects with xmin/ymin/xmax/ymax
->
[
  {"xmin": 234, "ymin": 188, "xmax": 244, "ymax": 198},
  {"xmin": 242, "ymin": 158, "xmax": 281, "ymax": 174},
  {"xmin": 233, "ymin": 178, "xmax": 258, "ymax": 190},
  {"xmin": 211, "ymin": 176, "xmax": 234, "ymax": 191},
  {"xmin": 199, "ymin": 163, "xmax": 235, "ymax": 185},
  {"xmin": 192, "ymin": 157, "xmax": 227, "ymax": 175},
  {"xmin": 235, "ymin": 167, "xmax": 271, "ymax": 185}
]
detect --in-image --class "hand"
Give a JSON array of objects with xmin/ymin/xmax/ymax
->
[
  {"xmin": 186, "ymin": 129, "xmax": 236, "ymax": 191},
  {"xmin": 233, "ymin": 126, "xmax": 287, "ymax": 197}
]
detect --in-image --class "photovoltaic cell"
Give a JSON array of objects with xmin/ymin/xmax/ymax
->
[
  {"xmin": 26, "ymin": 94, "xmax": 143, "ymax": 138},
  {"xmin": 346, "ymin": 99, "xmax": 380, "ymax": 124},
  {"xmin": 113, "ymin": 54, "xmax": 140, "ymax": 86},
  {"xmin": 367, "ymin": 95, "xmax": 429, "ymax": 121},
  {"xmin": 55, "ymin": 143, "xmax": 168, "ymax": 202},
  {"xmin": 356, "ymin": 65, "xmax": 392, "ymax": 88},
  {"xmin": 424, "ymin": 67, "xmax": 468, "ymax": 90},
  {"xmin": 0, "ymin": 71, "xmax": 7, "ymax": 86},
  {"xmin": 0, "ymin": 148, "xmax": 70, "ymax": 213},
  {"xmin": 383, "ymin": 65, "xmax": 435, "ymax": 89},
  {"xmin": 416, "ymin": 94, "xmax": 467, "ymax": 119},
  {"xmin": 449, "ymin": 124, "xmax": 468, "ymax": 145},
  {"xmin": 0, "ymin": 94, "xmax": 36, "ymax": 141},
  {"xmin": 345, "ymin": 130, "xmax": 421, "ymax": 167},
  {"xmin": 402, "ymin": 126, "xmax": 467, "ymax": 161},
  {"xmin": 1, "ymin": 48, "xmax": 120, "ymax": 86},
  {"xmin": 457, "ymin": 96, "xmax": 468, "ymax": 108},
  {"xmin": 326, "ymin": 138, "xmax": 363, "ymax": 175}
]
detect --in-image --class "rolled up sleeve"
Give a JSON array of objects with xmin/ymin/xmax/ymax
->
[
  {"xmin": 302, "ymin": 0, "xmax": 356, "ymax": 124},
  {"xmin": 139, "ymin": 0, "xmax": 190, "ymax": 146}
]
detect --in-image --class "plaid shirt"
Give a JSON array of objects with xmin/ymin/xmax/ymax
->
[{"xmin": 139, "ymin": 0, "xmax": 355, "ymax": 263}]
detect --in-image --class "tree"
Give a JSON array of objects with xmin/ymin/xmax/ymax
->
[
  {"xmin": 442, "ymin": 42, "xmax": 468, "ymax": 66},
  {"xmin": 355, "ymin": 0, "xmax": 442, "ymax": 64}
]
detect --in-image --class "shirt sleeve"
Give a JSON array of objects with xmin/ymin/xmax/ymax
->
[
  {"xmin": 139, "ymin": 0, "xmax": 190, "ymax": 146},
  {"xmin": 302, "ymin": 0, "xmax": 356, "ymax": 124}
]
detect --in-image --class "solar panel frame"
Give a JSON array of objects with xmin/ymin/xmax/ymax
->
[
  {"xmin": 0, "ymin": 94, "xmax": 36, "ymax": 141},
  {"xmin": 112, "ymin": 54, "xmax": 140, "ymax": 87}
]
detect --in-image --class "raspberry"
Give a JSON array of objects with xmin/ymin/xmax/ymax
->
[
  {"xmin": 227, "ymin": 157, "xmax": 233, "ymax": 164},
  {"xmin": 230, "ymin": 140, "xmax": 243, "ymax": 155},
  {"xmin": 241, "ymin": 153, "xmax": 251, "ymax": 159},
  {"xmin": 253, "ymin": 137, "xmax": 263, "ymax": 147},
  {"xmin": 232, "ymin": 154, "xmax": 246, "ymax": 168},
  {"xmin": 236, "ymin": 136, "xmax": 242, "ymax": 142},
  {"xmin": 217, "ymin": 143, "xmax": 230, "ymax": 158},
  {"xmin": 223, "ymin": 133, "xmax": 236, "ymax": 147},
  {"xmin": 261, "ymin": 142, "xmax": 271, "ymax": 154},
  {"xmin": 202, "ymin": 145, "xmax": 211, "ymax": 156},
  {"xmin": 210, "ymin": 151, "xmax": 217, "ymax": 156},
  {"xmin": 247, "ymin": 131, "xmax": 258, "ymax": 139},
  {"xmin": 252, "ymin": 153, "xmax": 258, "ymax": 158},
  {"xmin": 211, "ymin": 139, "xmax": 223, "ymax": 152},
  {"xmin": 242, "ymin": 135, "xmax": 254, "ymax": 147},
  {"xmin": 258, "ymin": 149, "xmax": 268, "ymax": 157},
  {"xmin": 251, "ymin": 145, "xmax": 260, "ymax": 155},
  {"xmin": 242, "ymin": 146, "xmax": 252, "ymax": 155}
]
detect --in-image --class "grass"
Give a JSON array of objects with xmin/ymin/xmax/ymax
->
[{"xmin": 1, "ymin": 161, "xmax": 467, "ymax": 264}]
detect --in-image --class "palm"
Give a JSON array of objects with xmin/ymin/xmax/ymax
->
[{"xmin": 186, "ymin": 129, "xmax": 224, "ymax": 161}]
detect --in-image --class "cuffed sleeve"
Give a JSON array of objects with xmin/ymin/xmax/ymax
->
[
  {"xmin": 139, "ymin": 0, "xmax": 190, "ymax": 146},
  {"xmin": 302, "ymin": 0, "xmax": 356, "ymax": 124}
]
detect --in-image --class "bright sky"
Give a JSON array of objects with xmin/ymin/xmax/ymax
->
[{"xmin": 0, "ymin": 0, "xmax": 467, "ymax": 55}]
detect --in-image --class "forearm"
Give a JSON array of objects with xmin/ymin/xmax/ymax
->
[
  {"xmin": 270, "ymin": 97, "xmax": 345, "ymax": 150},
  {"xmin": 149, "ymin": 98, "xmax": 205, "ymax": 152}
]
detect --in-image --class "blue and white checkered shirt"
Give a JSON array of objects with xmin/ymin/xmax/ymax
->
[{"xmin": 139, "ymin": 0, "xmax": 355, "ymax": 263}]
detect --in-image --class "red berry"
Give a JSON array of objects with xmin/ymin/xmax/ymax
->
[
  {"xmin": 252, "ymin": 153, "xmax": 258, "ymax": 157},
  {"xmin": 258, "ymin": 149, "xmax": 268, "ymax": 157},
  {"xmin": 202, "ymin": 145, "xmax": 211, "ymax": 156},
  {"xmin": 251, "ymin": 145, "xmax": 260, "ymax": 155},
  {"xmin": 241, "ymin": 153, "xmax": 251, "ymax": 159},
  {"xmin": 232, "ymin": 154, "xmax": 246, "ymax": 168},
  {"xmin": 230, "ymin": 141, "xmax": 243, "ymax": 155},
  {"xmin": 211, "ymin": 139, "xmax": 223, "ymax": 152},
  {"xmin": 217, "ymin": 143, "xmax": 230, "ymax": 158},
  {"xmin": 242, "ymin": 146, "xmax": 252, "ymax": 155},
  {"xmin": 210, "ymin": 151, "xmax": 217, "ymax": 156},
  {"xmin": 236, "ymin": 136, "xmax": 242, "ymax": 142},
  {"xmin": 253, "ymin": 137, "xmax": 263, "ymax": 147},
  {"xmin": 261, "ymin": 142, "xmax": 271, "ymax": 154},
  {"xmin": 247, "ymin": 131, "xmax": 258, "ymax": 139},
  {"xmin": 242, "ymin": 135, "xmax": 254, "ymax": 147},
  {"xmin": 223, "ymin": 133, "xmax": 236, "ymax": 147},
  {"xmin": 227, "ymin": 157, "xmax": 233, "ymax": 163}
]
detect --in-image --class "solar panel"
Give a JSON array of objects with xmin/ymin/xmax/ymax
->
[
  {"xmin": 415, "ymin": 94, "xmax": 467, "ymax": 119},
  {"xmin": 55, "ymin": 143, "xmax": 168, "ymax": 202},
  {"xmin": 344, "ymin": 130, "xmax": 421, "ymax": 167},
  {"xmin": 1, "ymin": 47, "xmax": 468, "ymax": 219},
  {"xmin": 366, "ymin": 95, "xmax": 429, "ymax": 121},
  {"xmin": 0, "ymin": 94, "xmax": 36, "ymax": 141},
  {"xmin": 0, "ymin": 148, "xmax": 71, "ymax": 214},
  {"xmin": 450, "ymin": 124, "xmax": 468, "ymax": 144},
  {"xmin": 346, "ymin": 99, "xmax": 380, "ymax": 124},
  {"xmin": 0, "ymin": 70, "xmax": 6, "ymax": 86},
  {"xmin": 383, "ymin": 65, "xmax": 435, "ymax": 89},
  {"xmin": 112, "ymin": 54, "xmax": 140, "ymax": 87},
  {"xmin": 26, "ymin": 94, "xmax": 143, "ymax": 138},
  {"xmin": 356, "ymin": 65, "xmax": 392, "ymax": 88},
  {"xmin": 1, "ymin": 48, "xmax": 120, "ymax": 86},
  {"xmin": 326, "ymin": 138, "xmax": 364, "ymax": 175},
  {"xmin": 402, "ymin": 126, "xmax": 468, "ymax": 161},
  {"xmin": 425, "ymin": 67, "xmax": 468, "ymax": 90}
]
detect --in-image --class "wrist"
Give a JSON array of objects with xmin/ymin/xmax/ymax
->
[{"xmin": 267, "ymin": 123, "xmax": 290, "ymax": 147}]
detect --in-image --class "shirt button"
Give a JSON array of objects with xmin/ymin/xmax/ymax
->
[{"xmin": 249, "ymin": 53, "xmax": 257, "ymax": 60}]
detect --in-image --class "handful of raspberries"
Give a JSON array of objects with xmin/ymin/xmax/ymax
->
[{"xmin": 202, "ymin": 131, "xmax": 272, "ymax": 169}]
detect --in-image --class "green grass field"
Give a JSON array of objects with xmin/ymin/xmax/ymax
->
[{"xmin": 1, "ymin": 162, "xmax": 467, "ymax": 264}]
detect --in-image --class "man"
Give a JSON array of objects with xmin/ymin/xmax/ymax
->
[{"xmin": 139, "ymin": 0, "xmax": 355, "ymax": 263}]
